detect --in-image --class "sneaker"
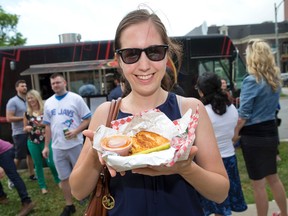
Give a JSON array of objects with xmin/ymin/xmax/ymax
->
[
  {"xmin": 8, "ymin": 179, "xmax": 14, "ymax": 190},
  {"xmin": 276, "ymin": 155, "xmax": 282, "ymax": 162},
  {"xmin": 0, "ymin": 195, "xmax": 9, "ymax": 204},
  {"xmin": 41, "ymin": 188, "xmax": 48, "ymax": 195},
  {"xmin": 60, "ymin": 204, "xmax": 76, "ymax": 216},
  {"xmin": 29, "ymin": 175, "xmax": 37, "ymax": 181},
  {"xmin": 17, "ymin": 201, "xmax": 36, "ymax": 216}
]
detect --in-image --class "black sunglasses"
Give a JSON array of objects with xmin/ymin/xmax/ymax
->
[{"xmin": 115, "ymin": 45, "xmax": 168, "ymax": 64}]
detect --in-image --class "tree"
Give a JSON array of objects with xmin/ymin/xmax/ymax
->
[{"xmin": 0, "ymin": 6, "xmax": 26, "ymax": 46}]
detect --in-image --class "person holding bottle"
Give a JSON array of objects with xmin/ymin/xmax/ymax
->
[{"xmin": 42, "ymin": 73, "xmax": 91, "ymax": 216}]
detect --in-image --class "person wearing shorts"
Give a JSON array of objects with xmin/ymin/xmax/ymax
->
[
  {"xmin": 12, "ymin": 134, "xmax": 28, "ymax": 161},
  {"xmin": 6, "ymin": 80, "xmax": 36, "ymax": 181},
  {"xmin": 42, "ymin": 73, "xmax": 91, "ymax": 216},
  {"xmin": 52, "ymin": 145, "xmax": 83, "ymax": 180}
]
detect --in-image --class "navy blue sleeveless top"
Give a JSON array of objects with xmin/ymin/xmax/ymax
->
[{"xmin": 108, "ymin": 93, "xmax": 204, "ymax": 216}]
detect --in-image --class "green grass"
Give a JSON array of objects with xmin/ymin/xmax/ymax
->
[
  {"xmin": 1, "ymin": 142, "xmax": 288, "ymax": 215},
  {"xmin": 0, "ymin": 169, "xmax": 87, "ymax": 216}
]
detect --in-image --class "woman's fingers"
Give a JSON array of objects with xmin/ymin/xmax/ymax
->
[
  {"xmin": 188, "ymin": 145, "xmax": 198, "ymax": 161},
  {"xmin": 107, "ymin": 165, "xmax": 117, "ymax": 177},
  {"xmin": 96, "ymin": 151, "xmax": 124, "ymax": 177},
  {"xmin": 82, "ymin": 129, "xmax": 94, "ymax": 141}
]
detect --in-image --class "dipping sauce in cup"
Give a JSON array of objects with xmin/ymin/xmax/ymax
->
[{"xmin": 101, "ymin": 135, "xmax": 132, "ymax": 156}]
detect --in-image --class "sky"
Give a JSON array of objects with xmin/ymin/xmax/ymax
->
[{"xmin": 0, "ymin": 0, "xmax": 285, "ymax": 46}]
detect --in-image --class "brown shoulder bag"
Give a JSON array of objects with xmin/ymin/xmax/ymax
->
[{"xmin": 84, "ymin": 98, "xmax": 122, "ymax": 216}]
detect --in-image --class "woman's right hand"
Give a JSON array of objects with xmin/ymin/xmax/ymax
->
[
  {"xmin": 42, "ymin": 146, "xmax": 49, "ymax": 159},
  {"xmin": 232, "ymin": 133, "xmax": 240, "ymax": 144}
]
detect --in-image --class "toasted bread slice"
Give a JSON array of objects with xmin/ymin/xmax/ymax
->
[{"xmin": 131, "ymin": 131, "xmax": 170, "ymax": 155}]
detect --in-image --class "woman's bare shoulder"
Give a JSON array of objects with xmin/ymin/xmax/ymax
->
[
  {"xmin": 88, "ymin": 101, "xmax": 112, "ymax": 130},
  {"xmin": 181, "ymin": 96, "xmax": 202, "ymax": 104},
  {"xmin": 96, "ymin": 101, "xmax": 112, "ymax": 112},
  {"xmin": 178, "ymin": 96, "xmax": 204, "ymax": 113}
]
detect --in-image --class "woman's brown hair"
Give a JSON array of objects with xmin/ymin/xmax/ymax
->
[{"xmin": 114, "ymin": 8, "xmax": 183, "ymax": 92}]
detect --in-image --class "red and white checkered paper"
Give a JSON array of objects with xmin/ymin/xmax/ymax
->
[{"xmin": 109, "ymin": 106, "xmax": 200, "ymax": 167}]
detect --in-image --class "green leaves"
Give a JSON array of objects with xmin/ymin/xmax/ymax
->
[{"xmin": 0, "ymin": 6, "xmax": 27, "ymax": 47}]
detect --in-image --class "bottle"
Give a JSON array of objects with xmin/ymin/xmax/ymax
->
[{"xmin": 63, "ymin": 128, "xmax": 69, "ymax": 139}]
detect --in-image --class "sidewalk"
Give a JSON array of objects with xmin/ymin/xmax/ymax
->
[{"xmin": 233, "ymin": 199, "xmax": 288, "ymax": 215}]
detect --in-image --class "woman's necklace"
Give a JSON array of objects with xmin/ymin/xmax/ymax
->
[{"xmin": 32, "ymin": 110, "xmax": 40, "ymax": 116}]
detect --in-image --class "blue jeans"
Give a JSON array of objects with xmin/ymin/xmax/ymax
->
[{"xmin": 0, "ymin": 148, "xmax": 31, "ymax": 204}]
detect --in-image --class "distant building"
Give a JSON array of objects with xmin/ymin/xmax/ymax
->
[{"xmin": 187, "ymin": 1, "xmax": 288, "ymax": 73}]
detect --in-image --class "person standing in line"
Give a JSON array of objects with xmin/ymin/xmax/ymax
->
[
  {"xmin": 70, "ymin": 8, "xmax": 229, "ymax": 216},
  {"xmin": 6, "ymin": 80, "xmax": 37, "ymax": 187},
  {"xmin": 196, "ymin": 72, "xmax": 247, "ymax": 216},
  {"xmin": 234, "ymin": 39, "xmax": 287, "ymax": 216},
  {"xmin": 0, "ymin": 138, "xmax": 35, "ymax": 216},
  {"xmin": 221, "ymin": 78, "xmax": 235, "ymax": 104},
  {"xmin": 23, "ymin": 89, "xmax": 60, "ymax": 195},
  {"xmin": 42, "ymin": 73, "xmax": 91, "ymax": 216},
  {"xmin": 107, "ymin": 74, "xmax": 123, "ymax": 101},
  {"xmin": 220, "ymin": 79, "xmax": 229, "ymax": 91}
]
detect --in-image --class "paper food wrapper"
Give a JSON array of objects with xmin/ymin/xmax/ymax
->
[{"xmin": 93, "ymin": 106, "xmax": 199, "ymax": 172}]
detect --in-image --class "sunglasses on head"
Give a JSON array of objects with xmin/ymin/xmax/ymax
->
[{"xmin": 115, "ymin": 45, "xmax": 168, "ymax": 64}]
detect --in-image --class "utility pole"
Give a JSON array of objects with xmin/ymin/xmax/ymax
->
[{"xmin": 275, "ymin": 0, "xmax": 285, "ymax": 68}]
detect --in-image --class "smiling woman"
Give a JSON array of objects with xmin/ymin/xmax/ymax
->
[{"xmin": 70, "ymin": 8, "xmax": 229, "ymax": 216}]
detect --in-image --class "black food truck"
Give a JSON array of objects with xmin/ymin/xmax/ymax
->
[{"xmin": 0, "ymin": 35, "xmax": 246, "ymax": 141}]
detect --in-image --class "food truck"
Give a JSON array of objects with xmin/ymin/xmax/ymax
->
[{"xmin": 0, "ymin": 34, "xmax": 246, "ymax": 141}]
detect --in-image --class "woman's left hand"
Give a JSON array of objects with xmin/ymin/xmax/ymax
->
[{"xmin": 82, "ymin": 129, "xmax": 125, "ymax": 177}]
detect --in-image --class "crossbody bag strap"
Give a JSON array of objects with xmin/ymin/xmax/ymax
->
[
  {"xmin": 106, "ymin": 98, "xmax": 122, "ymax": 128},
  {"xmin": 101, "ymin": 97, "xmax": 122, "ymax": 210},
  {"xmin": 85, "ymin": 98, "xmax": 122, "ymax": 215}
]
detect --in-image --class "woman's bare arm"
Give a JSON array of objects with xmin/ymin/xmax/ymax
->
[{"xmin": 69, "ymin": 102, "xmax": 111, "ymax": 200}]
